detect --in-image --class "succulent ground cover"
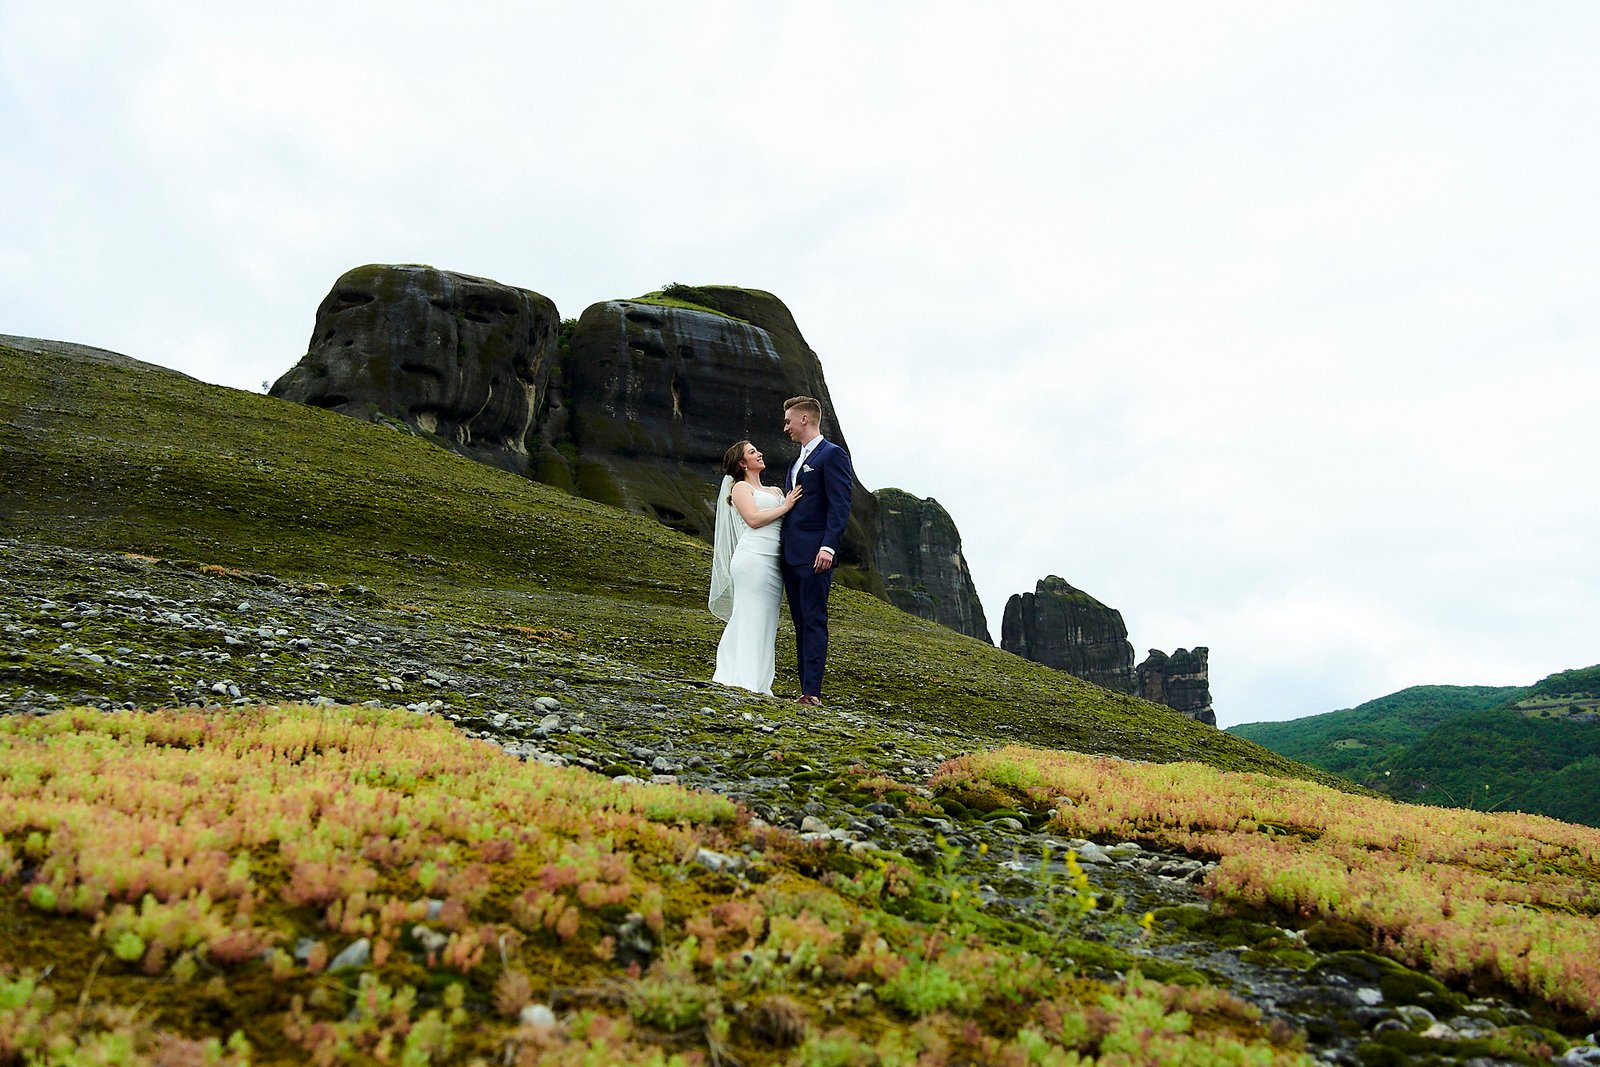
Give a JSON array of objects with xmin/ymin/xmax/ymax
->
[
  {"xmin": 934, "ymin": 749, "xmax": 1600, "ymax": 1030},
  {"xmin": 2, "ymin": 702, "xmax": 1317, "ymax": 1065}
]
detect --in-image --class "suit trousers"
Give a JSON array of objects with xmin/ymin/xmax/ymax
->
[{"xmin": 783, "ymin": 560, "xmax": 833, "ymax": 697}]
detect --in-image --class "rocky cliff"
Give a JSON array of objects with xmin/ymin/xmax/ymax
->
[
  {"xmin": 1000, "ymin": 576, "xmax": 1136, "ymax": 693},
  {"xmin": 269, "ymin": 271, "xmax": 888, "ymax": 593},
  {"xmin": 1137, "ymin": 647, "xmax": 1216, "ymax": 726},
  {"xmin": 536, "ymin": 285, "xmax": 885, "ymax": 596},
  {"xmin": 270, "ymin": 265, "xmax": 559, "ymax": 475},
  {"xmin": 873, "ymin": 489, "xmax": 991, "ymax": 642}
]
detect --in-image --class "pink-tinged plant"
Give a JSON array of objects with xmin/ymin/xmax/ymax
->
[
  {"xmin": 934, "ymin": 746, "xmax": 1600, "ymax": 1022},
  {"xmin": 0, "ymin": 704, "xmax": 1324, "ymax": 1063},
  {"xmin": 440, "ymin": 929, "xmax": 489, "ymax": 974}
]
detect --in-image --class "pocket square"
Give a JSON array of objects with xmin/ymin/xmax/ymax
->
[{"xmin": 802, "ymin": 464, "xmax": 815, "ymax": 473}]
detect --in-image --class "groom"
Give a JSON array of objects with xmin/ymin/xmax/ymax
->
[{"xmin": 780, "ymin": 395, "xmax": 853, "ymax": 706}]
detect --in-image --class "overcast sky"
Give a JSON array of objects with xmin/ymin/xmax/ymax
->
[{"xmin": 4, "ymin": 2, "xmax": 1597, "ymax": 727}]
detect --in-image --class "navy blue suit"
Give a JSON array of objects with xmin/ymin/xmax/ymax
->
[{"xmin": 781, "ymin": 438, "xmax": 853, "ymax": 698}]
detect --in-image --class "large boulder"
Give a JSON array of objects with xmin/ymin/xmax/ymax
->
[
  {"xmin": 873, "ymin": 489, "xmax": 991, "ymax": 642},
  {"xmin": 537, "ymin": 285, "xmax": 885, "ymax": 596},
  {"xmin": 1001, "ymin": 576, "xmax": 1136, "ymax": 693},
  {"xmin": 1137, "ymin": 648, "xmax": 1217, "ymax": 726},
  {"xmin": 271, "ymin": 265, "xmax": 558, "ymax": 475}
]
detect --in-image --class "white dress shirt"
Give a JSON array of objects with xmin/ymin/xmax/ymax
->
[
  {"xmin": 790, "ymin": 435, "xmax": 823, "ymax": 484},
  {"xmin": 791, "ymin": 436, "xmax": 835, "ymax": 557}
]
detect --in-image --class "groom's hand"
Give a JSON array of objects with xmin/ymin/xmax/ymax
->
[{"xmin": 813, "ymin": 549, "xmax": 834, "ymax": 573}]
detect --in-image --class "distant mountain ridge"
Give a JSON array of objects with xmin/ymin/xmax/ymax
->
[{"xmin": 1229, "ymin": 666, "xmax": 1600, "ymax": 827}]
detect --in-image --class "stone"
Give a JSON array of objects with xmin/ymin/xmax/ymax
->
[
  {"xmin": 1001, "ymin": 576, "xmax": 1136, "ymax": 693},
  {"xmin": 694, "ymin": 848, "xmax": 745, "ymax": 873},
  {"xmin": 271, "ymin": 264, "xmax": 559, "ymax": 476},
  {"xmin": 872, "ymin": 488, "xmax": 991, "ymax": 642},
  {"xmin": 519, "ymin": 1004, "xmax": 557, "ymax": 1029},
  {"xmin": 536, "ymin": 286, "xmax": 886, "ymax": 597},
  {"xmin": 1137, "ymin": 647, "xmax": 1217, "ymax": 725},
  {"xmin": 327, "ymin": 938, "xmax": 371, "ymax": 972},
  {"xmin": 1393, "ymin": 1005, "xmax": 1436, "ymax": 1029},
  {"xmin": 411, "ymin": 925, "xmax": 448, "ymax": 954}
]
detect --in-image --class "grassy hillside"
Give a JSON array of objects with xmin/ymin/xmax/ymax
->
[
  {"xmin": 1509, "ymin": 664, "xmax": 1600, "ymax": 718},
  {"xmin": 7, "ymin": 337, "xmax": 1599, "ymax": 1064},
  {"xmin": 0, "ymin": 338, "xmax": 1346, "ymax": 783},
  {"xmin": 1227, "ymin": 685, "xmax": 1525, "ymax": 783}
]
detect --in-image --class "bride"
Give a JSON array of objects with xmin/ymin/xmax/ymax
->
[{"xmin": 710, "ymin": 440, "xmax": 802, "ymax": 694}]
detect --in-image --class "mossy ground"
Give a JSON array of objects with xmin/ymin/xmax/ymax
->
[
  {"xmin": 7, "ymin": 341, "xmax": 1588, "ymax": 1064},
  {"xmin": 1, "ymin": 702, "xmax": 1323, "ymax": 1065},
  {"xmin": 0, "ymin": 342, "xmax": 1358, "ymax": 788}
]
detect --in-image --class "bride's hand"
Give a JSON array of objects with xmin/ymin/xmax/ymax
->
[{"xmin": 784, "ymin": 485, "xmax": 803, "ymax": 509}]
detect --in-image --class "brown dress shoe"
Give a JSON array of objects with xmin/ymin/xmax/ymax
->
[{"xmin": 796, "ymin": 694, "xmax": 823, "ymax": 707}]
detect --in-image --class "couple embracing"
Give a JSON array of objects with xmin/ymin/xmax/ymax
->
[{"xmin": 708, "ymin": 395, "xmax": 852, "ymax": 705}]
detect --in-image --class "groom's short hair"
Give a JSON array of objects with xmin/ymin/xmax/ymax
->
[{"xmin": 784, "ymin": 395, "xmax": 822, "ymax": 426}]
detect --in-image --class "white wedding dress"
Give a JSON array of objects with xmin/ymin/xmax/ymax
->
[{"xmin": 709, "ymin": 479, "xmax": 784, "ymax": 695}]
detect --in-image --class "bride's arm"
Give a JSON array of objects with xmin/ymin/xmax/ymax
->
[{"xmin": 731, "ymin": 482, "xmax": 799, "ymax": 528}]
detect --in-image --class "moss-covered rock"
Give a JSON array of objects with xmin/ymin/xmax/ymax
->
[{"xmin": 538, "ymin": 288, "xmax": 886, "ymax": 597}]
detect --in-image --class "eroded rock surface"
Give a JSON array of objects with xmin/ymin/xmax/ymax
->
[
  {"xmin": 270, "ymin": 265, "xmax": 558, "ymax": 475},
  {"xmin": 1138, "ymin": 647, "xmax": 1217, "ymax": 726},
  {"xmin": 538, "ymin": 286, "xmax": 884, "ymax": 595},
  {"xmin": 1001, "ymin": 576, "xmax": 1136, "ymax": 693},
  {"xmin": 873, "ymin": 488, "xmax": 990, "ymax": 642}
]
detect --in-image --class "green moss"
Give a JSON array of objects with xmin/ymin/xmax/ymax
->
[
  {"xmin": 530, "ymin": 448, "xmax": 575, "ymax": 494},
  {"xmin": 574, "ymin": 460, "xmax": 625, "ymax": 509},
  {"xmin": 0, "ymin": 341, "xmax": 1367, "ymax": 799},
  {"xmin": 1307, "ymin": 951, "xmax": 1466, "ymax": 1015},
  {"xmin": 629, "ymin": 286, "xmax": 752, "ymax": 324},
  {"xmin": 1239, "ymin": 948, "xmax": 1316, "ymax": 969}
]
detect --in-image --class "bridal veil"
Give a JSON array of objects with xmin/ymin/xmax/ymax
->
[{"xmin": 708, "ymin": 475, "xmax": 739, "ymax": 621}]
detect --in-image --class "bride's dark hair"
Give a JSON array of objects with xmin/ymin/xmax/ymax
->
[
  {"xmin": 722, "ymin": 440, "xmax": 752, "ymax": 502},
  {"xmin": 723, "ymin": 440, "xmax": 752, "ymax": 481}
]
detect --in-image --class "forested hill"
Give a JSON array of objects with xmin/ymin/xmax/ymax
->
[
  {"xmin": 1229, "ymin": 668, "xmax": 1600, "ymax": 826},
  {"xmin": 1227, "ymin": 685, "xmax": 1526, "ymax": 782}
]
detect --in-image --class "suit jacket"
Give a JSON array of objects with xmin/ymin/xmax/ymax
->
[{"xmin": 782, "ymin": 438, "xmax": 853, "ymax": 567}]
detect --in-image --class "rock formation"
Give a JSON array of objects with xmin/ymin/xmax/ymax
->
[
  {"xmin": 1001, "ymin": 576, "xmax": 1136, "ymax": 693},
  {"xmin": 270, "ymin": 265, "xmax": 559, "ymax": 475},
  {"xmin": 873, "ymin": 489, "xmax": 991, "ymax": 642},
  {"xmin": 271, "ymin": 272, "xmax": 891, "ymax": 594},
  {"xmin": 536, "ymin": 285, "xmax": 885, "ymax": 596},
  {"xmin": 1138, "ymin": 648, "xmax": 1217, "ymax": 726}
]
